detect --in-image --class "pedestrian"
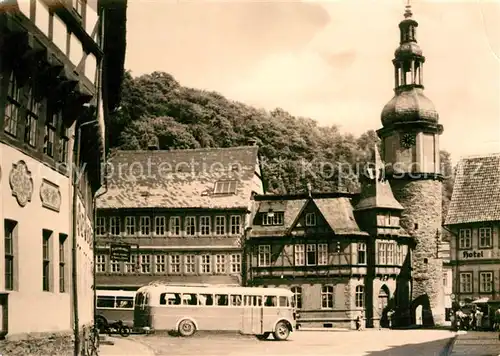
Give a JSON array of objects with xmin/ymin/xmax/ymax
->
[{"xmin": 387, "ymin": 309, "xmax": 394, "ymax": 329}]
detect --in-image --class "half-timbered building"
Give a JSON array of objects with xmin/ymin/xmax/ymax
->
[
  {"xmin": 95, "ymin": 144, "xmax": 264, "ymax": 290},
  {"xmin": 0, "ymin": 0, "xmax": 126, "ymax": 354},
  {"xmin": 246, "ymin": 148, "xmax": 414, "ymax": 329}
]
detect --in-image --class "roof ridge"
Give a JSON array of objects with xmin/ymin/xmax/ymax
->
[
  {"xmin": 458, "ymin": 152, "xmax": 500, "ymax": 160},
  {"xmin": 114, "ymin": 145, "xmax": 257, "ymax": 155}
]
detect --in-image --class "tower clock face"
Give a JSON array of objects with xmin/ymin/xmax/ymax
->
[{"xmin": 401, "ymin": 133, "xmax": 416, "ymax": 149}]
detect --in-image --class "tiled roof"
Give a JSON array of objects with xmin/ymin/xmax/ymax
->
[
  {"xmin": 314, "ymin": 198, "xmax": 368, "ymax": 235},
  {"xmin": 250, "ymin": 196, "xmax": 367, "ymax": 237},
  {"xmin": 444, "ymin": 154, "xmax": 500, "ymax": 225},
  {"xmin": 97, "ymin": 146, "xmax": 260, "ymax": 210},
  {"xmin": 250, "ymin": 199, "xmax": 307, "ymax": 237},
  {"xmin": 355, "ymin": 146, "xmax": 404, "ymax": 211}
]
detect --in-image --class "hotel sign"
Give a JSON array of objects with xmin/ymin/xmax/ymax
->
[{"xmin": 461, "ymin": 250, "xmax": 500, "ymax": 260}]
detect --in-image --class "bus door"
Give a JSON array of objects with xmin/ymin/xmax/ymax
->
[{"xmin": 241, "ymin": 295, "xmax": 263, "ymax": 334}]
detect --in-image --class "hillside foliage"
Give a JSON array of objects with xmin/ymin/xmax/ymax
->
[{"xmin": 109, "ymin": 71, "xmax": 455, "ymax": 221}]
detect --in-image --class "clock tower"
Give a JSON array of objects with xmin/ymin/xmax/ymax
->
[{"xmin": 377, "ymin": 4, "xmax": 445, "ymax": 326}]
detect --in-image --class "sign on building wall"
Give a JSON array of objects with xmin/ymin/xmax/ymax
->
[
  {"xmin": 461, "ymin": 250, "xmax": 500, "ymax": 259},
  {"xmin": 110, "ymin": 243, "xmax": 131, "ymax": 262}
]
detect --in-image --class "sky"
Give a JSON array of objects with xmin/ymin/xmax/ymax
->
[{"xmin": 124, "ymin": 0, "xmax": 500, "ymax": 163}]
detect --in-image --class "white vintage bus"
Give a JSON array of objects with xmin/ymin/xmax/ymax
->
[
  {"xmin": 96, "ymin": 290, "xmax": 136, "ymax": 330},
  {"xmin": 134, "ymin": 284, "xmax": 296, "ymax": 340}
]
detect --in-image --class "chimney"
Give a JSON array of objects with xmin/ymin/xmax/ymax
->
[
  {"xmin": 148, "ymin": 135, "xmax": 160, "ymax": 150},
  {"xmin": 247, "ymin": 138, "xmax": 258, "ymax": 146}
]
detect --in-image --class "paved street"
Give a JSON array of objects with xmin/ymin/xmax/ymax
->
[
  {"xmin": 126, "ymin": 329, "xmax": 455, "ymax": 356},
  {"xmin": 450, "ymin": 331, "xmax": 500, "ymax": 356}
]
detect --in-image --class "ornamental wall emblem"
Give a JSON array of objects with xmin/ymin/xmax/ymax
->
[
  {"xmin": 9, "ymin": 160, "xmax": 34, "ymax": 207},
  {"xmin": 40, "ymin": 179, "xmax": 62, "ymax": 212}
]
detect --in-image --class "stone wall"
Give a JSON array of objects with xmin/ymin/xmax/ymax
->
[{"xmin": 390, "ymin": 178, "xmax": 445, "ymax": 326}]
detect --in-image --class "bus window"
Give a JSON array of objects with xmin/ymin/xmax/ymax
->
[
  {"xmin": 230, "ymin": 295, "xmax": 242, "ymax": 306},
  {"xmin": 244, "ymin": 295, "xmax": 252, "ymax": 306},
  {"xmin": 215, "ymin": 294, "xmax": 228, "ymax": 306},
  {"xmin": 160, "ymin": 293, "xmax": 181, "ymax": 305},
  {"xmin": 183, "ymin": 293, "xmax": 198, "ymax": 306},
  {"xmin": 279, "ymin": 296, "xmax": 289, "ymax": 307},
  {"xmin": 199, "ymin": 294, "xmax": 214, "ymax": 306},
  {"xmin": 116, "ymin": 296, "xmax": 134, "ymax": 309},
  {"xmin": 97, "ymin": 296, "xmax": 115, "ymax": 308},
  {"xmin": 264, "ymin": 296, "xmax": 277, "ymax": 307}
]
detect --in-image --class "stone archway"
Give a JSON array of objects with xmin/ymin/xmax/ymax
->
[
  {"xmin": 410, "ymin": 294, "xmax": 434, "ymax": 327},
  {"xmin": 378, "ymin": 285, "xmax": 390, "ymax": 328}
]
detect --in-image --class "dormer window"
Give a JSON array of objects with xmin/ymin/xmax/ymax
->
[
  {"xmin": 214, "ymin": 180, "xmax": 237, "ymax": 195},
  {"xmin": 230, "ymin": 164, "xmax": 239, "ymax": 172},
  {"xmin": 305, "ymin": 213, "xmax": 316, "ymax": 226},
  {"xmin": 262, "ymin": 212, "xmax": 284, "ymax": 226}
]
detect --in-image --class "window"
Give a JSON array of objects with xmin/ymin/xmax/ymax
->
[
  {"xmin": 230, "ymin": 295, "xmax": 242, "ymax": 306},
  {"xmin": 214, "ymin": 180, "xmax": 237, "ymax": 194},
  {"xmin": 201, "ymin": 255, "xmax": 211, "ymax": 273},
  {"xmin": 480, "ymin": 272, "xmax": 493, "ymax": 293},
  {"xmin": 387, "ymin": 243, "xmax": 394, "ymax": 265},
  {"xmin": 264, "ymin": 296, "xmax": 277, "ymax": 307},
  {"xmin": 59, "ymin": 234, "xmax": 67, "ymax": 293},
  {"xmin": 44, "ymin": 112, "xmax": 57, "ymax": 157},
  {"xmin": 294, "ymin": 244, "xmax": 305, "ymax": 266},
  {"xmin": 291, "ymin": 286, "xmax": 302, "ymax": 309},
  {"xmin": 97, "ymin": 296, "xmax": 115, "ymax": 308},
  {"xmin": 355, "ymin": 285, "xmax": 364, "ymax": 308},
  {"xmin": 170, "ymin": 255, "xmax": 181, "ymax": 273},
  {"xmin": 185, "ymin": 255, "xmax": 196, "ymax": 273},
  {"xmin": 109, "ymin": 217, "xmax": 120, "ymax": 236},
  {"xmin": 185, "ymin": 216, "xmax": 196, "ymax": 236},
  {"xmin": 73, "ymin": 0, "xmax": 84, "ymax": 15},
  {"xmin": 96, "ymin": 254, "xmax": 107, "ymax": 273},
  {"xmin": 443, "ymin": 272, "xmax": 448, "ymax": 287},
  {"xmin": 125, "ymin": 255, "xmax": 137, "ymax": 273},
  {"xmin": 357, "ymin": 243, "xmax": 366, "ymax": 265},
  {"xmin": 216, "ymin": 294, "xmax": 229, "ymax": 306},
  {"xmin": 139, "ymin": 255, "xmax": 151, "ymax": 273},
  {"xmin": 459, "ymin": 272, "xmax": 472, "ymax": 293},
  {"xmin": 125, "ymin": 216, "xmax": 135, "ymax": 236},
  {"xmin": 155, "ymin": 255, "xmax": 166, "ymax": 273},
  {"xmin": 169, "ymin": 216, "xmax": 180, "ymax": 236},
  {"xmin": 262, "ymin": 212, "xmax": 284, "ymax": 226},
  {"xmin": 318, "ymin": 244, "xmax": 328, "ymax": 265},
  {"xmin": 215, "ymin": 216, "xmax": 225, "ymax": 235},
  {"xmin": 396, "ymin": 244, "xmax": 405, "ymax": 265},
  {"xmin": 200, "ymin": 216, "xmax": 211, "ymax": 235},
  {"xmin": 116, "ymin": 296, "xmax": 134, "ymax": 309},
  {"xmin": 58, "ymin": 124, "xmax": 69, "ymax": 163},
  {"xmin": 42, "ymin": 230, "xmax": 52, "ymax": 291},
  {"xmin": 305, "ymin": 213, "xmax": 316, "ymax": 226},
  {"xmin": 199, "ymin": 294, "xmax": 214, "ymax": 306},
  {"xmin": 321, "ymin": 286, "xmax": 334, "ymax": 309},
  {"xmin": 5, "ymin": 71, "xmax": 20, "ymax": 137},
  {"xmin": 479, "ymin": 228, "xmax": 492, "ymax": 248},
  {"xmin": 25, "ymin": 87, "xmax": 40, "ymax": 147},
  {"xmin": 160, "ymin": 293, "xmax": 181, "ymax": 306},
  {"xmin": 139, "ymin": 216, "xmax": 151, "ymax": 236},
  {"xmin": 96, "ymin": 217, "xmax": 106, "ymax": 236},
  {"xmin": 230, "ymin": 254, "xmax": 241, "ymax": 273},
  {"xmin": 110, "ymin": 259, "xmax": 121, "ymax": 273},
  {"xmin": 4, "ymin": 220, "xmax": 17, "ymax": 291},
  {"xmin": 155, "ymin": 216, "xmax": 166, "ymax": 236},
  {"xmin": 377, "ymin": 241, "xmax": 395, "ymax": 265},
  {"xmin": 258, "ymin": 245, "xmax": 271, "ymax": 267},
  {"xmin": 459, "ymin": 229, "xmax": 472, "ymax": 249},
  {"xmin": 215, "ymin": 255, "xmax": 226, "ymax": 274},
  {"xmin": 306, "ymin": 244, "xmax": 316, "ymax": 265},
  {"xmin": 230, "ymin": 215, "xmax": 241, "ymax": 235}
]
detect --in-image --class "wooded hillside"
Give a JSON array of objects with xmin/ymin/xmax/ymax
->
[{"xmin": 108, "ymin": 71, "xmax": 454, "ymax": 221}]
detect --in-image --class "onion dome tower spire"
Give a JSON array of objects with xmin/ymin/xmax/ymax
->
[{"xmin": 376, "ymin": 2, "xmax": 446, "ymax": 328}]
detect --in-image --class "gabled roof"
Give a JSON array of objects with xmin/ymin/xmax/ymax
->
[
  {"xmin": 250, "ymin": 195, "xmax": 367, "ymax": 238},
  {"xmin": 97, "ymin": 146, "xmax": 260, "ymax": 210},
  {"xmin": 444, "ymin": 154, "xmax": 500, "ymax": 225},
  {"xmin": 355, "ymin": 146, "xmax": 403, "ymax": 211}
]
